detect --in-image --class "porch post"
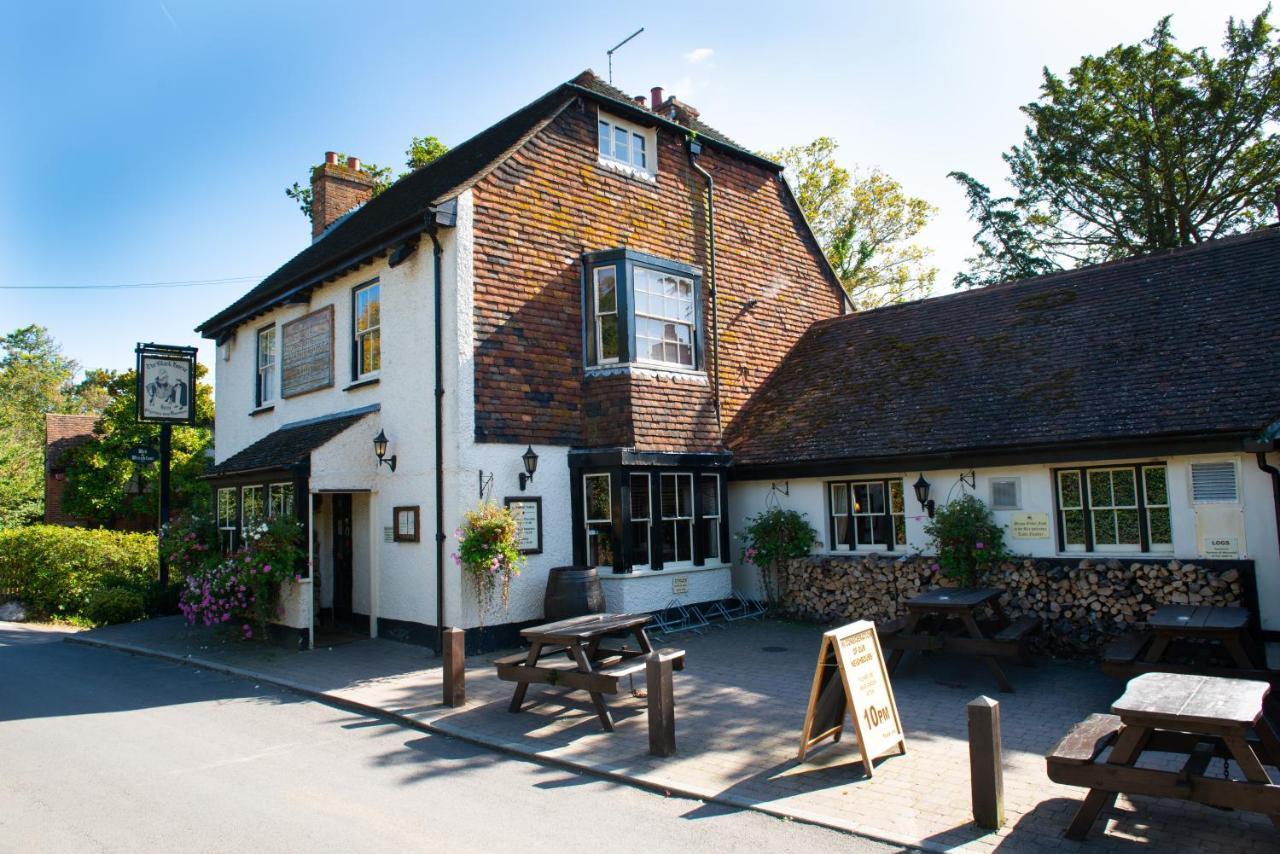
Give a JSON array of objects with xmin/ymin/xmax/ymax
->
[
  {"xmin": 368, "ymin": 490, "xmax": 379, "ymax": 638},
  {"xmin": 306, "ymin": 489, "xmax": 315, "ymax": 650}
]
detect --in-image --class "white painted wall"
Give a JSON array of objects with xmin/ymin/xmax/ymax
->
[{"xmin": 730, "ymin": 451, "xmax": 1280, "ymax": 629}]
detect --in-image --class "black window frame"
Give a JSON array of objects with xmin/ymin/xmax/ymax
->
[
  {"xmin": 350, "ymin": 277, "xmax": 381, "ymax": 381},
  {"xmin": 581, "ymin": 248, "xmax": 703, "ymax": 371},
  {"xmin": 825, "ymin": 478, "xmax": 906, "ymax": 552},
  {"xmin": 1052, "ymin": 462, "xmax": 1172, "ymax": 554}
]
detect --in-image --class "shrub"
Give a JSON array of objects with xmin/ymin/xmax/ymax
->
[
  {"xmin": 0, "ymin": 525, "xmax": 159, "ymax": 619},
  {"xmin": 738, "ymin": 507, "xmax": 818, "ymax": 604},
  {"xmin": 84, "ymin": 586, "xmax": 146, "ymax": 626},
  {"xmin": 923, "ymin": 494, "xmax": 1011, "ymax": 587},
  {"xmin": 453, "ymin": 503, "xmax": 524, "ymax": 621}
]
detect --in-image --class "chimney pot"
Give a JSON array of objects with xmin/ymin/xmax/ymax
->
[
  {"xmin": 346, "ymin": 156, "xmax": 361, "ymax": 172},
  {"xmin": 325, "ymin": 151, "xmax": 339, "ymax": 165},
  {"xmin": 650, "ymin": 87, "xmax": 664, "ymax": 111},
  {"xmin": 634, "ymin": 95, "xmax": 646, "ymax": 105}
]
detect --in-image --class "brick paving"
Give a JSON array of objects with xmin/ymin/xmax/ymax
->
[{"xmin": 71, "ymin": 617, "xmax": 1278, "ymax": 852}]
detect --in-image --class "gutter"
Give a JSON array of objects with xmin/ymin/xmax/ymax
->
[
  {"xmin": 426, "ymin": 200, "xmax": 457, "ymax": 656},
  {"xmin": 687, "ymin": 138, "xmax": 722, "ymax": 435}
]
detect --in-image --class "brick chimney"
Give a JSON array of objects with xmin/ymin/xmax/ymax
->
[
  {"xmin": 310, "ymin": 151, "xmax": 376, "ymax": 239},
  {"xmin": 650, "ymin": 87, "xmax": 664, "ymax": 110}
]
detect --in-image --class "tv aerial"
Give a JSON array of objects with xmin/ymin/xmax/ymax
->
[{"xmin": 607, "ymin": 27, "xmax": 644, "ymax": 84}]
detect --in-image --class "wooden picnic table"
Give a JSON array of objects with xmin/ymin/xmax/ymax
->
[
  {"xmin": 494, "ymin": 612, "xmax": 684, "ymax": 732},
  {"xmin": 1103, "ymin": 604, "xmax": 1265, "ymax": 679},
  {"xmin": 1048, "ymin": 671, "xmax": 1280, "ymax": 839},
  {"xmin": 880, "ymin": 587, "xmax": 1038, "ymax": 693}
]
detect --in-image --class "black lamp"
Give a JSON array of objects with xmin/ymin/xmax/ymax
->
[
  {"xmin": 913, "ymin": 473, "xmax": 935, "ymax": 518},
  {"xmin": 373, "ymin": 429, "xmax": 397, "ymax": 473},
  {"xmin": 518, "ymin": 445, "xmax": 538, "ymax": 491}
]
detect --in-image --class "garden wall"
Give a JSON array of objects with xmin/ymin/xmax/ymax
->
[{"xmin": 779, "ymin": 554, "xmax": 1254, "ymax": 657}]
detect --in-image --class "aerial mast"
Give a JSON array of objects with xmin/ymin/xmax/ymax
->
[{"xmin": 607, "ymin": 27, "xmax": 645, "ymax": 84}]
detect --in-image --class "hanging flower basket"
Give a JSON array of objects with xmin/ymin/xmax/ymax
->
[{"xmin": 453, "ymin": 503, "xmax": 525, "ymax": 622}]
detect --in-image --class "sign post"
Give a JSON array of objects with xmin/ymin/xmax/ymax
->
[
  {"xmin": 135, "ymin": 343, "xmax": 198, "ymax": 587},
  {"xmin": 798, "ymin": 619, "xmax": 906, "ymax": 776}
]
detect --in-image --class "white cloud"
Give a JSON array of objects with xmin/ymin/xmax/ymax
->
[{"xmin": 684, "ymin": 48, "xmax": 714, "ymax": 64}]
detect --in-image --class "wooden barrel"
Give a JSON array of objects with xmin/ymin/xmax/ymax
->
[{"xmin": 544, "ymin": 566, "xmax": 605, "ymax": 621}]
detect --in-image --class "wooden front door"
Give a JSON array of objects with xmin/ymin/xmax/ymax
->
[{"xmin": 332, "ymin": 494, "xmax": 354, "ymax": 625}]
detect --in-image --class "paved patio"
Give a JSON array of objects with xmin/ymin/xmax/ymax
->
[{"xmin": 70, "ymin": 617, "xmax": 1275, "ymax": 852}]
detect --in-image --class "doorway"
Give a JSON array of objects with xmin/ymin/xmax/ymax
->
[{"xmin": 331, "ymin": 493, "xmax": 354, "ymax": 627}]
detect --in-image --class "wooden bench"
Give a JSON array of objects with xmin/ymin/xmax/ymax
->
[
  {"xmin": 1047, "ymin": 713, "xmax": 1122, "ymax": 768},
  {"xmin": 491, "ymin": 644, "xmax": 570, "ymax": 667},
  {"xmin": 876, "ymin": 617, "xmax": 906, "ymax": 638},
  {"xmin": 1100, "ymin": 631, "xmax": 1151, "ymax": 677},
  {"xmin": 994, "ymin": 616, "xmax": 1040, "ymax": 644}
]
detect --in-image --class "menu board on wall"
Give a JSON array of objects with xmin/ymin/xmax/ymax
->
[
  {"xmin": 505, "ymin": 497, "xmax": 542, "ymax": 554},
  {"xmin": 281, "ymin": 306, "xmax": 334, "ymax": 398}
]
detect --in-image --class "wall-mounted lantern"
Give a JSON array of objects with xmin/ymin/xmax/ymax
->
[
  {"xmin": 913, "ymin": 474, "xmax": 935, "ymax": 519},
  {"xmin": 518, "ymin": 445, "xmax": 538, "ymax": 491},
  {"xmin": 373, "ymin": 429, "xmax": 397, "ymax": 473}
]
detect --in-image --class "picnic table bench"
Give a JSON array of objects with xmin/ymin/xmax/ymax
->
[
  {"xmin": 879, "ymin": 587, "xmax": 1039, "ymax": 692},
  {"xmin": 1047, "ymin": 672, "xmax": 1280, "ymax": 840},
  {"xmin": 1102, "ymin": 604, "xmax": 1265, "ymax": 680},
  {"xmin": 494, "ymin": 612, "xmax": 685, "ymax": 732}
]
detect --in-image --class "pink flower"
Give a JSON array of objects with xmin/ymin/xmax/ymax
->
[
  {"xmin": 975, "ymin": 542, "xmax": 985, "ymax": 550},
  {"xmin": 262, "ymin": 564, "xmax": 271, "ymax": 573},
  {"xmin": 294, "ymin": 574, "xmax": 302, "ymax": 583},
  {"xmin": 931, "ymin": 562, "xmax": 941, "ymax": 573}
]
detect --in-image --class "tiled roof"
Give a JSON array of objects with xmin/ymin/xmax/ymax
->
[
  {"xmin": 197, "ymin": 71, "xmax": 775, "ymax": 340},
  {"xmin": 727, "ymin": 227, "xmax": 1280, "ymax": 469},
  {"xmin": 44, "ymin": 413, "xmax": 98, "ymax": 472},
  {"xmin": 206, "ymin": 409, "xmax": 375, "ymax": 477}
]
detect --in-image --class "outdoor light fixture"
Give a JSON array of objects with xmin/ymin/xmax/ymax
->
[
  {"xmin": 518, "ymin": 445, "xmax": 538, "ymax": 491},
  {"xmin": 913, "ymin": 474, "xmax": 935, "ymax": 518},
  {"xmin": 373, "ymin": 430, "xmax": 397, "ymax": 473}
]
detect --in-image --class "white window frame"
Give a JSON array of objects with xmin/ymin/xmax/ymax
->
[
  {"xmin": 354, "ymin": 281, "xmax": 381, "ymax": 380},
  {"xmin": 659, "ymin": 473, "xmax": 694, "ymax": 567},
  {"xmin": 597, "ymin": 111, "xmax": 656, "ymax": 179},
  {"xmin": 269, "ymin": 482, "xmax": 295, "ymax": 519},
  {"xmin": 699, "ymin": 473, "xmax": 721, "ymax": 562},
  {"xmin": 629, "ymin": 473, "xmax": 651, "ymax": 569},
  {"xmin": 241, "ymin": 485, "xmax": 264, "ymax": 530},
  {"xmin": 217, "ymin": 487, "xmax": 237, "ymax": 552},
  {"xmin": 633, "ymin": 267, "xmax": 696, "ymax": 368},
  {"xmin": 256, "ymin": 325, "xmax": 277, "ymax": 406},
  {"xmin": 584, "ymin": 473, "xmax": 612, "ymax": 569},
  {"xmin": 593, "ymin": 267, "xmax": 620, "ymax": 365}
]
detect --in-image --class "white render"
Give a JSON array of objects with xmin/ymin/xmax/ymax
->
[{"xmin": 729, "ymin": 451, "xmax": 1280, "ymax": 630}]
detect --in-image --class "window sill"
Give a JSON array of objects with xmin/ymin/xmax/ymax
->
[
  {"xmin": 585, "ymin": 363, "xmax": 708, "ymax": 384},
  {"xmin": 249, "ymin": 405, "xmax": 275, "ymax": 417},
  {"xmin": 597, "ymin": 157, "xmax": 657, "ymax": 184},
  {"xmin": 599, "ymin": 562, "xmax": 732, "ymax": 579},
  {"xmin": 344, "ymin": 377, "xmax": 380, "ymax": 392}
]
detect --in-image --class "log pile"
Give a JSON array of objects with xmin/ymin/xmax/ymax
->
[{"xmin": 779, "ymin": 555, "xmax": 1246, "ymax": 658}]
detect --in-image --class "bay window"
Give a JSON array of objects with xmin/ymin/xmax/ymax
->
[
  {"xmin": 584, "ymin": 473, "xmax": 613, "ymax": 569},
  {"xmin": 629, "ymin": 474, "xmax": 651, "ymax": 568},
  {"xmin": 660, "ymin": 473, "xmax": 694, "ymax": 565},
  {"xmin": 583, "ymin": 249, "xmax": 702, "ymax": 371},
  {"xmin": 269, "ymin": 482, "xmax": 295, "ymax": 519},
  {"xmin": 241, "ymin": 485, "xmax": 264, "ymax": 529},
  {"xmin": 217, "ymin": 487, "xmax": 237, "ymax": 551}
]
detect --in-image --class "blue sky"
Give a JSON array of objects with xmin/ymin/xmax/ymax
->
[{"xmin": 0, "ymin": 0, "xmax": 1263, "ymax": 379}]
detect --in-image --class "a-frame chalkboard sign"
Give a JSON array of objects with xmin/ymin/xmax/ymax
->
[{"xmin": 798, "ymin": 620, "xmax": 906, "ymax": 776}]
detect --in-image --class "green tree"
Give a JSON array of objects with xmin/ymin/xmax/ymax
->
[
  {"xmin": 285, "ymin": 135, "xmax": 450, "ymax": 220},
  {"xmin": 953, "ymin": 8, "xmax": 1280, "ymax": 285},
  {"xmin": 0, "ymin": 326, "xmax": 80, "ymax": 528},
  {"xmin": 949, "ymin": 172, "xmax": 1060, "ymax": 288},
  {"xmin": 771, "ymin": 137, "xmax": 937, "ymax": 309},
  {"xmin": 60, "ymin": 366, "xmax": 214, "ymax": 528}
]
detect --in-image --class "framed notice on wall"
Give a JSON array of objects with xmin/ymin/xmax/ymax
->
[
  {"xmin": 281, "ymin": 306, "xmax": 335, "ymax": 398},
  {"xmin": 504, "ymin": 497, "xmax": 542, "ymax": 554},
  {"xmin": 393, "ymin": 506, "xmax": 420, "ymax": 542},
  {"xmin": 135, "ymin": 344, "xmax": 197, "ymax": 424}
]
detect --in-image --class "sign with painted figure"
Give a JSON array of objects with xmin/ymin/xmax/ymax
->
[
  {"xmin": 798, "ymin": 620, "xmax": 906, "ymax": 776},
  {"xmin": 136, "ymin": 345, "xmax": 197, "ymax": 424},
  {"xmin": 504, "ymin": 497, "xmax": 542, "ymax": 554},
  {"xmin": 1010, "ymin": 512, "xmax": 1050, "ymax": 539},
  {"xmin": 281, "ymin": 306, "xmax": 335, "ymax": 398}
]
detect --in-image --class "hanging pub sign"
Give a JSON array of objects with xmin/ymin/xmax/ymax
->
[
  {"xmin": 798, "ymin": 619, "xmax": 906, "ymax": 777},
  {"xmin": 135, "ymin": 343, "xmax": 197, "ymax": 425},
  {"xmin": 128, "ymin": 445, "xmax": 159, "ymax": 465}
]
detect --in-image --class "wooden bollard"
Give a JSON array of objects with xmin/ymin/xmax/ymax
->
[
  {"xmin": 443, "ymin": 627, "xmax": 465, "ymax": 707},
  {"xmin": 968, "ymin": 695, "xmax": 1004, "ymax": 829},
  {"xmin": 646, "ymin": 650, "xmax": 679, "ymax": 757}
]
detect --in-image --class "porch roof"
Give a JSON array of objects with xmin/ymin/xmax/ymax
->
[
  {"xmin": 726, "ymin": 226, "xmax": 1280, "ymax": 474},
  {"xmin": 206, "ymin": 408, "xmax": 376, "ymax": 479}
]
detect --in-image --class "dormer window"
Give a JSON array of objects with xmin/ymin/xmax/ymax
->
[
  {"xmin": 597, "ymin": 112, "xmax": 656, "ymax": 179},
  {"xmin": 583, "ymin": 249, "xmax": 702, "ymax": 371}
]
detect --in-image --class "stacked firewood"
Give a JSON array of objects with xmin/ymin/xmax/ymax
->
[{"xmin": 779, "ymin": 555, "xmax": 1244, "ymax": 657}]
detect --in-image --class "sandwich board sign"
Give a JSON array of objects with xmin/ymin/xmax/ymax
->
[{"xmin": 798, "ymin": 620, "xmax": 906, "ymax": 776}]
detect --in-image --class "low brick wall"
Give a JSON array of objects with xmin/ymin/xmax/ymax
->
[{"xmin": 779, "ymin": 554, "xmax": 1251, "ymax": 657}]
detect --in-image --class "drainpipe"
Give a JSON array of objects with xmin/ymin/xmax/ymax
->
[
  {"xmin": 1247, "ymin": 439, "xmax": 1280, "ymax": 561},
  {"xmin": 426, "ymin": 200, "xmax": 456, "ymax": 656},
  {"xmin": 687, "ymin": 137, "xmax": 722, "ymax": 435}
]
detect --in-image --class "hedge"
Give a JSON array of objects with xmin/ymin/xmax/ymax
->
[{"xmin": 0, "ymin": 525, "xmax": 159, "ymax": 620}]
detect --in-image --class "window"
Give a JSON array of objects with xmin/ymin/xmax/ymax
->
[
  {"xmin": 353, "ymin": 281, "xmax": 380, "ymax": 379},
  {"xmin": 1191, "ymin": 462, "xmax": 1239, "ymax": 503},
  {"xmin": 217, "ymin": 487, "xmax": 237, "ymax": 551},
  {"xmin": 269, "ymin": 482, "xmax": 295, "ymax": 519},
  {"xmin": 660, "ymin": 473, "xmax": 694, "ymax": 565},
  {"xmin": 583, "ymin": 250, "xmax": 701, "ymax": 370},
  {"xmin": 630, "ymin": 473, "xmax": 651, "ymax": 567},
  {"xmin": 989, "ymin": 477, "xmax": 1020, "ymax": 510},
  {"xmin": 699, "ymin": 474, "xmax": 721, "ymax": 562},
  {"xmin": 593, "ymin": 267, "xmax": 620, "ymax": 363},
  {"xmin": 1055, "ymin": 464, "xmax": 1171, "ymax": 553},
  {"xmin": 256, "ymin": 325, "xmax": 276, "ymax": 406},
  {"xmin": 598, "ymin": 113, "xmax": 652, "ymax": 175},
  {"xmin": 828, "ymin": 479, "xmax": 906, "ymax": 551},
  {"xmin": 241, "ymin": 485, "xmax": 264, "ymax": 530},
  {"xmin": 584, "ymin": 474, "xmax": 612, "ymax": 568},
  {"xmin": 634, "ymin": 267, "xmax": 695, "ymax": 367}
]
